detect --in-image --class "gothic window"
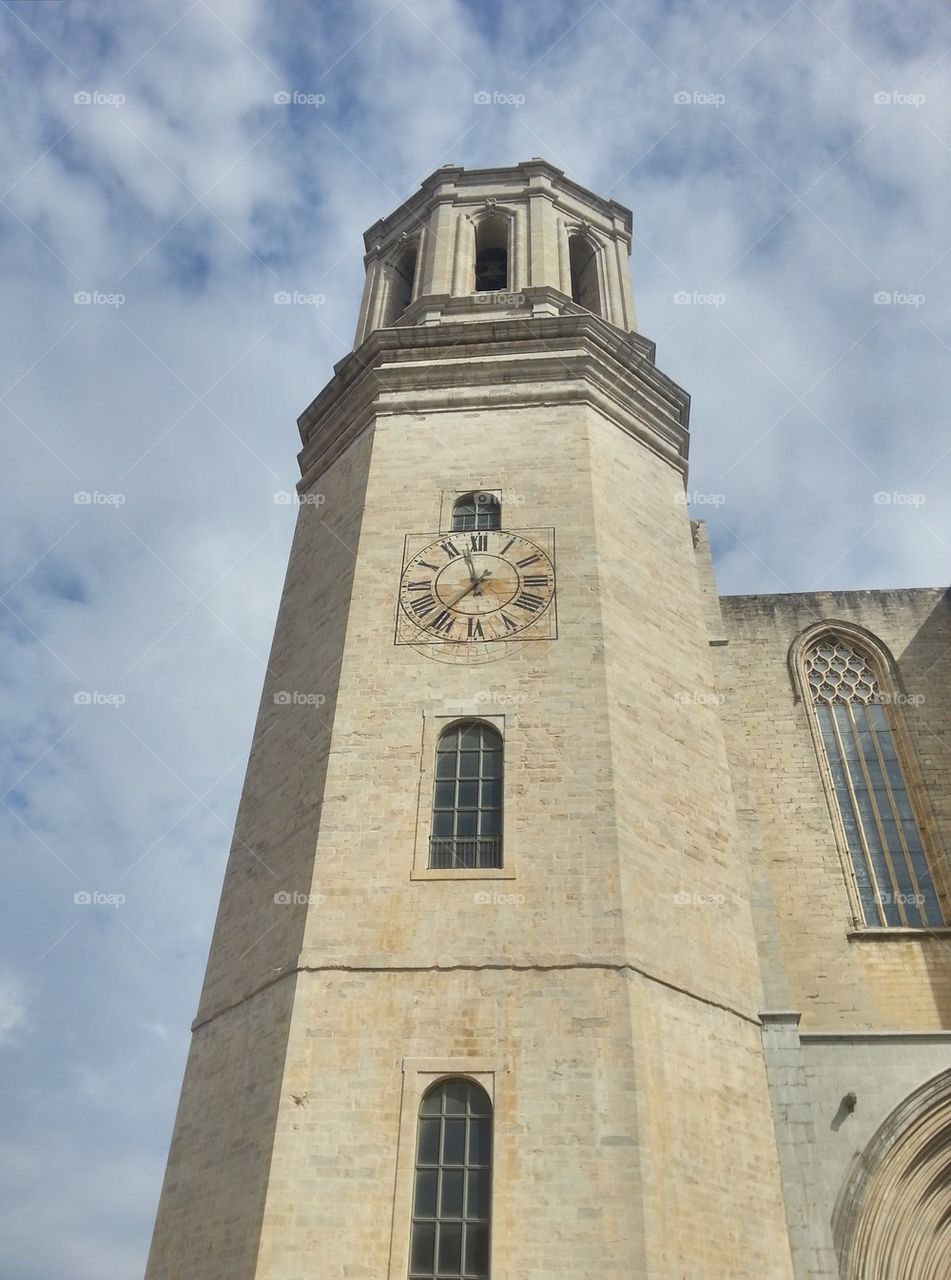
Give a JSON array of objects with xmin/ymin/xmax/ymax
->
[
  {"xmin": 568, "ymin": 234, "xmax": 602, "ymax": 316},
  {"xmin": 451, "ymin": 493, "xmax": 501, "ymax": 531},
  {"xmin": 382, "ymin": 242, "xmax": 418, "ymax": 326},
  {"xmin": 409, "ymin": 1079, "xmax": 492, "ymax": 1280},
  {"xmin": 474, "ymin": 216, "xmax": 508, "ymax": 292},
  {"xmin": 430, "ymin": 723, "xmax": 502, "ymax": 869},
  {"xmin": 804, "ymin": 633, "xmax": 942, "ymax": 928}
]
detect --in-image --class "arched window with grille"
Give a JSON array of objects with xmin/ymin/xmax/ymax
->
[
  {"xmin": 451, "ymin": 493, "xmax": 501, "ymax": 532},
  {"xmin": 430, "ymin": 722, "xmax": 502, "ymax": 869},
  {"xmin": 409, "ymin": 1079, "xmax": 492, "ymax": 1280},
  {"xmin": 801, "ymin": 629, "xmax": 942, "ymax": 928}
]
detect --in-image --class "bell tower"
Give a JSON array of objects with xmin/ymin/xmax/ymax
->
[{"xmin": 145, "ymin": 161, "xmax": 795, "ymax": 1279}]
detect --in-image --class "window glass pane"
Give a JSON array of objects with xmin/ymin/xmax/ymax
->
[
  {"xmin": 468, "ymin": 1118, "xmax": 491, "ymax": 1165},
  {"xmin": 480, "ymin": 809, "xmax": 501, "ymax": 837},
  {"xmin": 459, "ymin": 751, "xmax": 480, "ymax": 778},
  {"xmin": 480, "ymin": 779, "xmax": 501, "ymax": 808},
  {"xmin": 432, "ymin": 812, "xmax": 454, "ymax": 838},
  {"xmin": 421, "ymin": 1089, "xmax": 442, "ymax": 1116},
  {"xmin": 468, "ymin": 1087, "xmax": 491, "ymax": 1117},
  {"xmin": 464, "ymin": 1222, "xmax": 489, "ymax": 1277},
  {"xmin": 482, "ymin": 751, "xmax": 501, "ymax": 779},
  {"xmin": 456, "ymin": 811, "xmax": 477, "ymax": 837},
  {"xmin": 411, "ymin": 1222, "xmax": 436, "ymax": 1275},
  {"xmin": 415, "ymin": 1169, "xmax": 438, "ymax": 1217},
  {"xmin": 440, "ymin": 1169, "xmax": 464, "ymax": 1217},
  {"xmin": 437, "ymin": 1222, "xmax": 462, "ymax": 1276},
  {"xmin": 466, "ymin": 1168, "xmax": 490, "ymax": 1218},
  {"xmin": 442, "ymin": 1119, "xmax": 466, "ymax": 1164},
  {"xmin": 418, "ymin": 1118, "xmax": 440, "ymax": 1165},
  {"xmin": 443, "ymin": 1081, "xmax": 468, "ymax": 1114},
  {"xmin": 434, "ymin": 781, "xmax": 456, "ymax": 809},
  {"xmin": 436, "ymin": 752, "xmax": 457, "ymax": 779},
  {"xmin": 436, "ymin": 732, "xmax": 458, "ymax": 753},
  {"xmin": 460, "ymin": 725, "xmax": 483, "ymax": 749},
  {"xmin": 457, "ymin": 781, "xmax": 479, "ymax": 809}
]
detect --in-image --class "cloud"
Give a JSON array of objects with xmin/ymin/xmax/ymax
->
[{"xmin": 0, "ymin": 970, "xmax": 27, "ymax": 1043}]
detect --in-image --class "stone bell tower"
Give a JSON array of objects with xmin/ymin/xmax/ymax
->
[{"xmin": 145, "ymin": 160, "xmax": 795, "ymax": 1279}]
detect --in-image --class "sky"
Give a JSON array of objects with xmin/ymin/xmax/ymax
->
[{"xmin": 0, "ymin": 0, "xmax": 948, "ymax": 1275}]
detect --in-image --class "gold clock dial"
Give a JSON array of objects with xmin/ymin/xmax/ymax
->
[{"xmin": 398, "ymin": 530, "xmax": 555, "ymax": 643}]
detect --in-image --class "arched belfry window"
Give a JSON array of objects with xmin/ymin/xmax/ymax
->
[
  {"xmin": 409, "ymin": 1079, "xmax": 492, "ymax": 1280},
  {"xmin": 382, "ymin": 242, "xmax": 418, "ymax": 326},
  {"xmin": 474, "ymin": 216, "xmax": 508, "ymax": 292},
  {"xmin": 802, "ymin": 631, "xmax": 942, "ymax": 928},
  {"xmin": 568, "ymin": 234, "xmax": 602, "ymax": 316},
  {"xmin": 430, "ymin": 723, "xmax": 502, "ymax": 869},
  {"xmin": 451, "ymin": 492, "xmax": 500, "ymax": 532}
]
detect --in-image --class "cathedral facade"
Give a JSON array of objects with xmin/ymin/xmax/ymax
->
[{"xmin": 145, "ymin": 161, "xmax": 951, "ymax": 1279}]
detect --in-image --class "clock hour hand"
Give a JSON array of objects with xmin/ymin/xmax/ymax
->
[{"xmin": 445, "ymin": 568, "xmax": 491, "ymax": 609}]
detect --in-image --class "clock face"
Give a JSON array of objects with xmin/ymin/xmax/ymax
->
[{"xmin": 396, "ymin": 529, "xmax": 556, "ymax": 646}]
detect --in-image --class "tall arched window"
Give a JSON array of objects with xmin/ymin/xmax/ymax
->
[
  {"xmin": 451, "ymin": 492, "xmax": 501, "ymax": 531},
  {"xmin": 409, "ymin": 1079, "xmax": 492, "ymax": 1280},
  {"xmin": 803, "ymin": 632, "xmax": 942, "ymax": 928},
  {"xmin": 568, "ymin": 234, "xmax": 602, "ymax": 316},
  {"xmin": 430, "ymin": 723, "xmax": 502, "ymax": 869},
  {"xmin": 474, "ymin": 217, "xmax": 508, "ymax": 292},
  {"xmin": 382, "ymin": 242, "xmax": 418, "ymax": 326}
]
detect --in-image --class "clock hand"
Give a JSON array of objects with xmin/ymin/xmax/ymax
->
[
  {"xmin": 445, "ymin": 568, "xmax": 491, "ymax": 609},
  {"xmin": 463, "ymin": 547, "xmax": 478, "ymax": 586}
]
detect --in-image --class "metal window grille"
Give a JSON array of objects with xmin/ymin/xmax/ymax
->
[
  {"xmin": 409, "ymin": 1079, "xmax": 492, "ymax": 1280},
  {"xmin": 430, "ymin": 723, "xmax": 502, "ymax": 869}
]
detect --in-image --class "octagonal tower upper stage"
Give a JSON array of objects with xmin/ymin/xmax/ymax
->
[{"xmin": 354, "ymin": 159, "xmax": 639, "ymax": 345}]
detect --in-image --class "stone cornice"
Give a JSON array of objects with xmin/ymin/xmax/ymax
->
[
  {"xmin": 296, "ymin": 311, "xmax": 690, "ymax": 491},
  {"xmin": 363, "ymin": 159, "xmax": 633, "ymax": 251}
]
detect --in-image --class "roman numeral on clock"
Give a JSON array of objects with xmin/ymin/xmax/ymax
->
[
  {"xmin": 522, "ymin": 574, "xmax": 549, "ymax": 588},
  {"xmin": 467, "ymin": 617, "xmax": 485, "ymax": 640},
  {"xmin": 515, "ymin": 592, "xmax": 545, "ymax": 613},
  {"xmin": 516, "ymin": 553, "xmax": 542, "ymax": 568},
  {"xmin": 405, "ymin": 580, "xmax": 432, "ymax": 592},
  {"xmin": 410, "ymin": 595, "xmax": 437, "ymax": 617},
  {"xmin": 430, "ymin": 610, "xmax": 455, "ymax": 635},
  {"xmin": 469, "ymin": 533, "xmax": 488, "ymax": 551},
  {"xmin": 499, "ymin": 613, "xmax": 519, "ymax": 633},
  {"xmin": 438, "ymin": 540, "xmax": 462, "ymax": 560}
]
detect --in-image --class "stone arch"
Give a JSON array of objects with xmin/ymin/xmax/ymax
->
[{"xmin": 835, "ymin": 1069, "xmax": 951, "ymax": 1278}]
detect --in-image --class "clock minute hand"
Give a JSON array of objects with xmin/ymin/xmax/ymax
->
[{"xmin": 445, "ymin": 568, "xmax": 491, "ymax": 609}]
